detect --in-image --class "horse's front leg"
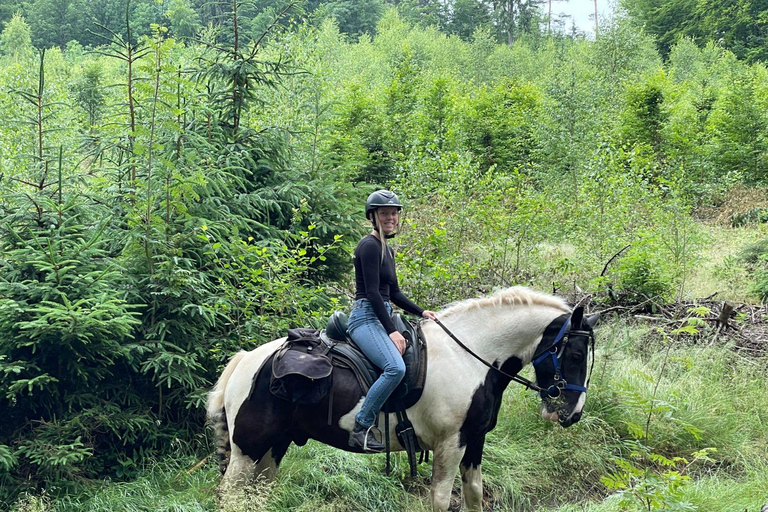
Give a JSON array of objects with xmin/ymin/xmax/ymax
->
[
  {"xmin": 430, "ymin": 433, "xmax": 465, "ymax": 512},
  {"xmin": 459, "ymin": 434, "xmax": 487, "ymax": 511}
]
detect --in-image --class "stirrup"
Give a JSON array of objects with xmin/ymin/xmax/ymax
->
[
  {"xmin": 363, "ymin": 425, "xmax": 384, "ymax": 452},
  {"xmin": 350, "ymin": 423, "xmax": 385, "ymax": 453}
]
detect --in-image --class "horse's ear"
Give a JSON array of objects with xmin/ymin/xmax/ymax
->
[
  {"xmin": 571, "ymin": 306, "xmax": 584, "ymax": 326},
  {"xmin": 585, "ymin": 313, "xmax": 600, "ymax": 329}
]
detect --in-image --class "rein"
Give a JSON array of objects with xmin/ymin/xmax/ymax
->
[
  {"xmin": 433, "ymin": 318, "xmax": 543, "ymax": 393},
  {"xmin": 433, "ymin": 316, "xmax": 595, "ymax": 399}
]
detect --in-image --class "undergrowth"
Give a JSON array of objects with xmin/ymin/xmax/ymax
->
[{"xmin": 11, "ymin": 317, "xmax": 767, "ymax": 512}]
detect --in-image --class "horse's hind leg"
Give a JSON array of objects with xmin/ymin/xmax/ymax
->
[
  {"xmin": 222, "ymin": 436, "xmax": 292, "ymax": 487},
  {"xmin": 220, "ymin": 444, "xmax": 258, "ymax": 491},
  {"xmin": 219, "ymin": 441, "xmax": 291, "ymax": 511}
]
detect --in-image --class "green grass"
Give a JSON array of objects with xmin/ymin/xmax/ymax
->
[
  {"xmin": 686, "ymin": 222, "xmax": 768, "ymax": 302},
  {"xmin": 20, "ymin": 457, "xmax": 220, "ymax": 512}
]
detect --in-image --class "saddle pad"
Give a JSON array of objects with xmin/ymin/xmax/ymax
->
[
  {"xmin": 272, "ymin": 349, "xmax": 332, "ymax": 380},
  {"xmin": 270, "ymin": 338, "xmax": 333, "ymax": 405}
]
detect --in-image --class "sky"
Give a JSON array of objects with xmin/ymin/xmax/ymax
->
[{"xmin": 547, "ymin": 0, "xmax": 616, "ymax": 37}]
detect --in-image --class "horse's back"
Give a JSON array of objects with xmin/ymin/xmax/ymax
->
[{"xmin": 221, "ymin": 338, "xmax": 286, "ymax": 416}]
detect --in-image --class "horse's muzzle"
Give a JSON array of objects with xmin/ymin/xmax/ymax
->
[
  {"xmin": 560, "ymin": 411, "xmax": 581, "ymax": 427},
  {"xmin": 540, "ymin": 403, "xmax": 582, "ymax": 427}
]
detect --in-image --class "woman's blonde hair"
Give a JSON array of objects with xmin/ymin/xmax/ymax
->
[{"xmin": 374, "ymin": 209, "xmax": 395, "ymax": 264}]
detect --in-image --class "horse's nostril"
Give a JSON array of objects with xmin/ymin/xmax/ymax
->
[{"xmin": 571, "ymin": 412, "xmax": 582, "ymax": 423}]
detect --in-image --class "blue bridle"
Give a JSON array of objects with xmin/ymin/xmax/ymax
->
[{"xmin": 531, "ymin": 316, "xmax": 592, "ymax": 399}]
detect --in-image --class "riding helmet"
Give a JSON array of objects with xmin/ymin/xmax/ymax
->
[{"xmin": 365, "ymin": 190, "xmax": 402, "ymax": 220}]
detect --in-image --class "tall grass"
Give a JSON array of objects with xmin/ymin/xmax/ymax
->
[{"xmin": 35, "ymin": 456, "xmax": 219, "ymax": 512}]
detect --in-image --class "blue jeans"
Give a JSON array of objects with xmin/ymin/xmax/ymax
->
[{"xmin": 347, "ymin": 299, "xmax": 405, "ymax": 428}]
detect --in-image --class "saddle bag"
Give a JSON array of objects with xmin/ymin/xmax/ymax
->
[{"xmin": 270, "ymin": 329, "xmax": 333, "ymax": 405}]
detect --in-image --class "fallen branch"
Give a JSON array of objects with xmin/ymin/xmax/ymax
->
[
  {"xmin": 600, "ymin": 245, "xmax": 631, "ymax": 277},
  {"xmin": 633, "ymin": 315, "xmax": 669, "ymax": 322},
  {"xmin": 186, "ymin": 457, "xmax": 208, "ymax": 475}
]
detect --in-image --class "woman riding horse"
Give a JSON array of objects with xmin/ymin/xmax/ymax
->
[{"xmin": 348, "ymin": 190, "xmax": 437, "ymax": 452}]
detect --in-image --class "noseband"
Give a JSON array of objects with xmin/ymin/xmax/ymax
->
[
  {"xmin": 434, "ymin": 315, "xmax": 595, "ymax": 398},
  {"xmin": 531, "ymin": 317, "xmax": 595, "ymax": 399}
]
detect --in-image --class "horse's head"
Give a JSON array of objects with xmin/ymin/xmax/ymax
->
[{"xmin": 532, "ymin": 306, "xmax": 598, "ymax": 428}]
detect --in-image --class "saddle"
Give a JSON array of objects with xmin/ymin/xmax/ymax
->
[
  {"xmin": 270, "ymin": 311, "xmax": 427, "ymax": 412},
  {"xmin": 267, "ymin": 310, "xmax": 428, "ymax": 476}
]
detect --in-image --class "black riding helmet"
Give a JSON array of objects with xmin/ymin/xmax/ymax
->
[
  {"xmin": 366, "ymin": 190, "xmax": 402, "ymax": 238},
  {"xmin": 365, "ymin": 190, "xmax": 403, "ymax": 221}
]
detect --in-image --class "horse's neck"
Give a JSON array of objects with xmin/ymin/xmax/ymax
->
[{"xmin": 442, "ymin": 304, "xmax": 562, "ymax": 364}]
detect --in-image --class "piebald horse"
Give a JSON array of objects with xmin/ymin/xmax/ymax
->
[{"xmin": 207, "ymin": 286, "xmax": 598, "ymax": 511}]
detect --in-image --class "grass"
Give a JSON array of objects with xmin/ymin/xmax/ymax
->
[
  {"xmin": 686, "ymin": 222, "xmax": 768, "ymax": 302},
  {"xmin": 30, "ymin": 457, "xmax": 220, "ymax": 512}
]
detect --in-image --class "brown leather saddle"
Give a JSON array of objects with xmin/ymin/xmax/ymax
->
[
  {"xmin": 321, "ymin": 310, "xmax": 427, "ymax": 412},
  {"xmin": 269, "ymin": 311, "xmax": 427, "ymax": 413},
  {"xmin": 267, "ymin": 310, "xmax": 429, "ymax": 476}
]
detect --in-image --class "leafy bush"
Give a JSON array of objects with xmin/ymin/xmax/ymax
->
[{"xmin": 615, "ymin": 248, "xmax": 675, "ymax": 305}]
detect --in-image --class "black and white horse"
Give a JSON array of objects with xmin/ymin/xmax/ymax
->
[{"xmin": 207, "ymin": 286, "xmax": 598, "ymax": 511}]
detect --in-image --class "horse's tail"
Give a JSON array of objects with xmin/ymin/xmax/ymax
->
[{"xmin": 207, "ymin": 350, "xmax": 248, "ymax": 475}]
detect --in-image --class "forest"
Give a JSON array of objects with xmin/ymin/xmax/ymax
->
[{"xmin": 0, "ymin": 0, "xmax": 767, "ymax": 511}]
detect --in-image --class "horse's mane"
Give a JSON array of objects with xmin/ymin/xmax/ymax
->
[{"xmin": 440, "ymin": 286, "xmax": 570, "ymax": 318}]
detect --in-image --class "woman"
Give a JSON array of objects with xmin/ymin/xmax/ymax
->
[{"xmin": 347, "ymin": 190, "xmax": 437, "ymax": 452}]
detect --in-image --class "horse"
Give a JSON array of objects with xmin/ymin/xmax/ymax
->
[{"xmin": 206, "ymin": 286, "xmax": 599, "ymax": 511}]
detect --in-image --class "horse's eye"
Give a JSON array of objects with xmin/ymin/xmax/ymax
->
[{"xmin": 570, "ymin": 352, "xmax": 584, "ymax": 362}]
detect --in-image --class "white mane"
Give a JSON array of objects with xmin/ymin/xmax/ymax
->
[{"xmin": 440, "ymin": 286, "xmax": 570, "ymax": 318}]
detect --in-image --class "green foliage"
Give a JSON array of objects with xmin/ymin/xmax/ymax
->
[
  {"xmin": 740, "ymin": 238, "xmax": 768, "ymax": 266},
  {"xmin": 601, "ymin": 442, "xmax": 704, "ymax": 511},
  {"xmin": 622, "ymin": 0, "xmax": 768, "ymax": 63},
  {"xmin": 621, "ymin": 70, "xmax": 669, "ymax": 159},
  {"xmin": 462, "ymin": 80, "xmax": 542, "ymax": 174},
  {"xmin": 447, "ymin": 0, "xmax": 492, "ymax": 40},
  {"xmin": 165, "ymin": 0, "xmax": 202, "ymax": 40},
  {"xmin": 206, "ymin": 225, "xmax": 344, "ymax": 342},
  {"xmin": 615, "ymin": 247, "xmax": 674, "ymax": 305},
  {"xmin": 750, "ymin": 259, "xmax": 768, "ymax": 303},
  {"xmin": 0, "ymin": 194, "xmax": 144, "ymax": 494},
  {"xmin": 706, "ymin": 66, "xmax": 768, "ymax": 184},
  {"xmin": 0, "ymin": 13, "xmax": 33, "ymax": 60},
  {"xmin": 312, "ymin": 0, "xmax": 385, "ymax": 37},
  {"xmin": 599, "ymin": 324, "xmax": 722, "ymax": 511},
  {"xmin": 70, "ymin": 60, "xmax": 106, "ymax": 129},
  {"xmin": 738, "ymin": 237, "xmax": 768, "ymax": 302}
]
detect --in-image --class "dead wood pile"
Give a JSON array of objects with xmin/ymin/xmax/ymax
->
[{"xmin": 568, "ymin": 291, "xmax": 768, "ymax": 358}]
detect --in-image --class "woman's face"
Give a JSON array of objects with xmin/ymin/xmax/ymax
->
[{"xmin": 376, "ymin": 207, "xmax": 400, "ymax": 235}]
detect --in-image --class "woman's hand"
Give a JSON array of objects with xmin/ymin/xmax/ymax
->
[
  {"xmin": 389, "ymin": 331, "xmax": 407, "ymax": 355},
  {"xmin": 421, "ymin": 310, "xmax": 437, "ymax": 321}
]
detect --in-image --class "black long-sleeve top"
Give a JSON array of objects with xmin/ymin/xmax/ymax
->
[{"xmin": 353, "ymin": 234, "xmax": 424, "ymax": 334}]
